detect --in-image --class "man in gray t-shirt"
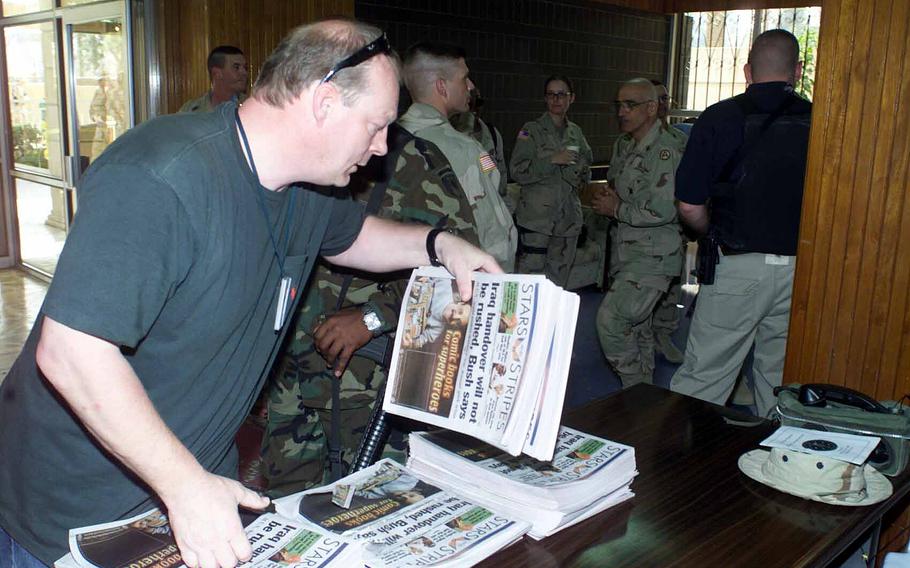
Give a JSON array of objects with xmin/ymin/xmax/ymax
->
[{"xmin": 0, "ymin": 20, "xmax": 499, "ymax": 568}]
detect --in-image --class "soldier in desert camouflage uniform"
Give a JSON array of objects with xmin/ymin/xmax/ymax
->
[
  {"xmin": 510, "ymin": 75, "xmax": 592, "ymax": 287},
  {"xmin": 263, "ymin": 128, "xmax": 480, "ymax": 497},
  {"xmin": 649, "ymin": 80, "xmax": 689, "ymax": 364},
  {"xmin": 592, "ymin": 78, "xmax": 685, "ymax": 387}
]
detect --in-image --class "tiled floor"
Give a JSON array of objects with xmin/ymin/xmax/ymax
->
[
  {"xmin": 0, "ymin": 268, "xmax": 47, "ymax": 384},
  {"xmin": 12, "ymin": 178, "xmax": 66, "ymax": 275}
]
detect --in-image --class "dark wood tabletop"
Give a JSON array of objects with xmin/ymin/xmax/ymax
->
[{"xmin": 476, "ymin": 384, "xmax": 910, "ymax": 568}]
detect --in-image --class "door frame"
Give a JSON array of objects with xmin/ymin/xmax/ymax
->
[
  {"xmin": 61, "ymin": 1, "xmax": 133, "ymax": 190},
  {"xmin": 0, "ymin": 0, "xmax": 131, "ymax": 276}
]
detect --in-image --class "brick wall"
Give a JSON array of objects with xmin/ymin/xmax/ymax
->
[{"xmin": 355, "ymin": 0, "xmax": 671, "ymax": 165}]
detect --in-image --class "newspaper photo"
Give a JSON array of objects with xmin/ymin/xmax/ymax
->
[
  {"xmin": 66, "ymin": 509, "xmax": 355, "ymax": 568},
  {"xmin": 68, "ymin": 509, "xmax": 180, "ymax": 568},
  {"xmin": 279, "ymin": 459, "xmax": 529, "ymax": 568},
  {"xmin": 384, "ymin": 267, "xmax": 576, "ymax": 459}
]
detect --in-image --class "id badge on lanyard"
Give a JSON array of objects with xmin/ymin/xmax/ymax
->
[
  {"xmin": 236, "ymin": 107, "xmax": 298, "ymax": 333},
  {"xmin": 274, "ymin": 275, "xmax": 294, "ymax": 331}
]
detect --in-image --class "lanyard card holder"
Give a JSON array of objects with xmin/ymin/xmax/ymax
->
[{"xmin": 274, "ymin": 275, "xmax": 292, "ymax": 331}]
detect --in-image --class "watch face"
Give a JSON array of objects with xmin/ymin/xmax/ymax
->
[{"xmin": 363, "ymin": 311, "xmax": 382, "ymax": 332}]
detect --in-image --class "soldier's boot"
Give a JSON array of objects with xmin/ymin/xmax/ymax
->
[
  {"xmin": 730, "ymin": 374, "xmax": 755, "ymax": 407},
  {"xmin": 655, "ymin": 333, "xmax": 684, "ymax": 364}
]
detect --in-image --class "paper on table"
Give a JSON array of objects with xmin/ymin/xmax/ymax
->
[{"xmin": 760, "ymin": 426, "xmax": 880, "ymax": 465}]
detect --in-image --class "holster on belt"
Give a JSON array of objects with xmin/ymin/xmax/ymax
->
[{"xmin": 696, "ymin": 234, "xmax": 719, "ymax": 285}]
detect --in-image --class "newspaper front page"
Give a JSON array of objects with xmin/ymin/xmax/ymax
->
[
  {"xmin": 414, "ymin": 427, "xmax": 634, "ymax": 485},
  {"xmin": 66, "ymin": 509, "xmax": 353, "ymax": 568},
  {"xmin": 522, "ymin": 291, "xmax": 580, "ymax": 459},
  {"xmin": 384, "ymin": 267, "xmax": 569, "ymax": 457},
  {"xmin": 277, "ymin": 459, "xmax": 529, "ymax": 568},
  {"xmin": 407, "ymin": 428, "xmax": 637, "ymax": 538},
  {"xmin": 410, "ymin": 427, "xmax": 636, "ymax": 509}
]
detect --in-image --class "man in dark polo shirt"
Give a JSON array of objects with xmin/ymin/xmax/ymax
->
[
  {"xmin": 0, "ymin": 19, "xmax": 498, "ymax": 568},
  {"xmin": 669, "ymin": 29, "xmax": 812, "ymax": 418}
]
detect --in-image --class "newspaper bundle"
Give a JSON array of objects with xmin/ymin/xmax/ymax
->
[
  {"xmin": 275, "ymin": 459, "xmax": 530, "ymax": 568},
  {"xmin": 384, "ymin": 267, "xmax": 580, "ymax": 461},
  {"xmin": 407, "ymin": 427, "xmax": 638, "ymax": 539},
  {"xmin": 57, "ymin": 508, "xmax": 358, "ymax": 568}
]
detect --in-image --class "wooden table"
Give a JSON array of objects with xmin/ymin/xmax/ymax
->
[{"xmin": 477, "ymin": 384, "xmax": 910, "ymax": 568}]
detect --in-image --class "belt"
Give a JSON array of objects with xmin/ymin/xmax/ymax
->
[{"xmin": 719, "ymin": 245, "xmax": 751, "ymax": 256}]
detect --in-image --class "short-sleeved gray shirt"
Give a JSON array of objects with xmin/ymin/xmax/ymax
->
[{"xmin": 0, "ymin": 102, "xmax": 364, "ymax": 564}]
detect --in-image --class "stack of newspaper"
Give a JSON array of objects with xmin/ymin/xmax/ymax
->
[
  {"xmin": 58, "ymin": 459, "xmax": 530, "ymax": 568},
  {"xmin": 275, "ymin": 459, "xmax": 530, "ymax": 567},
  {"xmin": 407, "ymin": 426, "xmax": 638, "ymax": 539},
  {"xmin": 56, "ymin": 507, "xmax": 360, "ymax": 568},
  {"xmin": 384, "ymin": 267, "xmax": 580, "ymax": 461}
]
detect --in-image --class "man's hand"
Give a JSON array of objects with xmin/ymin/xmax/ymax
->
[
  {"xmin": 162, "ymin": 471, "xmax": 270, "ymax": 568},
  {"xmin": 592, "ymin": 186, "xmax": 620, "ymax": 218},
  {"xmin": 433, "ymin": 231, "xmax": 502, "ymax": 301},
  {"xmin": 551, "ymin": 148, "xmax": 578, "ymax": 165},
  {"xmin": 313, "ymin": 308, "xmax": 372, "ymax": 377}
]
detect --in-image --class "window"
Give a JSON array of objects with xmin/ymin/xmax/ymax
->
[{"xmin": 673, "ymin": 8, "xmax": 821, "ymax": 115}]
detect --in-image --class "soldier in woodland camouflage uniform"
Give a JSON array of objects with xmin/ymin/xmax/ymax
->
[
  {"xmin": 399, "ymin": 43, "xmax": 516, "ymax": 271},
  {"xmin": 264, "ymin": 129, "xmax": 480, "ymax": 497},
  {"xmin": 592, "ymin": 78, "xmax": 685, "ymax": 387},
  {"xmin": 510, "ymin": 75, "xmax": 592, "ymax": 287},
  {"xmin": 451, "ymin": 88, "xmax": 508, "ymax": 199}
]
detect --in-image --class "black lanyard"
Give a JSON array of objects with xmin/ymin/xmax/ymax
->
[{"xmin": 234, "ymin": 108, "xmax": 296, "ymax": 276}]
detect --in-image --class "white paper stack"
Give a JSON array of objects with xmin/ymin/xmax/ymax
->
[
  {"xmin": 384, "ymin": 267, "xmax": 580, "ymax": 461},
  {"xmin": 407, "ymin": 426, "xmax": 637, "ymax": 539},
  {"xmin": 275, "ymin": 459, "xmax": 530, "ymax": 568}
]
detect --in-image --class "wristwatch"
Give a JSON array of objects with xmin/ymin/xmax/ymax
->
[
  {"xmin": 361, "ymin": 304, "xmax": 383, "ymax": 337},
  {"xmin": 426, "ymin": 228, "xmax": 454, "ymax": 267}
]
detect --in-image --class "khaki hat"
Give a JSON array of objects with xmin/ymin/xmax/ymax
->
[{"xmin": 738, "ymin": 448, "xmax": 893, "ymax": 506}]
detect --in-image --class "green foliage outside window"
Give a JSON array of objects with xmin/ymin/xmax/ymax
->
[{"xmin": 12, "ymin": 124, "xmax": 48, "ymax": 169}]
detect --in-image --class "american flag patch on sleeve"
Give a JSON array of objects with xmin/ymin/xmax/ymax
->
[
  {"xmin": 479, "ymin": 152, "xmax": 497, "ymax": 173},
  {"xmin": 517, "ymin": 129, "xmax": 530, "ymax": 139}
]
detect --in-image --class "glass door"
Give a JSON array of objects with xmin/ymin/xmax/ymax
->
[
  {"xmin": 4, "ymin": 18, "xmax": 68, "ymax": 275},
  {"xmin": 1, "ymin": 1, "xmax": 130, "ymax": 276},
  {"xmin": 63, "ymin": 1, "xmax": 130, "ymax": 179}
]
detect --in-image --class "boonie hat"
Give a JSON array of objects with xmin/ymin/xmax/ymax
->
[{"xmin": 738, "ymin": 447, "xmax": 892, "ymax": 506}]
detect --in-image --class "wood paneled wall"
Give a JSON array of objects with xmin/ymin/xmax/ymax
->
[
  {"xmin": 154, "ymin": 0, "xmax": 354, "ymax": 114},
  {"xmin": 785, "ymin": 0, "xmax": 910, "ymax": 400},
  {"xmin": 784, "ymin": 0, "xmax": 910, "ymax": 557}
]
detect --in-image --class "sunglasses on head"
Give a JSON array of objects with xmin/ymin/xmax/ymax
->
[{"xmin": 319, "ymin": 33, "xmax": 391, "ymax": 86}]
